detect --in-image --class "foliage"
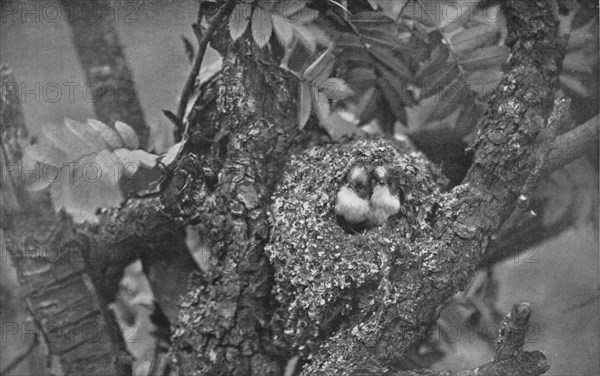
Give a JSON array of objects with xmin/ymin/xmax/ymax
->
[
  {"xmin": 235, "ymin": 0, "xmax": 597, "ymax": 151},
  {"xmin": 23, "ymin": 0, "xmax": 598, "ymax": 260},
  {"xmin": 251, "ymin": 0, "xmax": 598, "ymax": 234},
  {"xmin": 324, "ymin": 0, "xmax": 508, "ymax": 140},
  {"xmin": 226, "ymin": 0, "xmax": 511, "ymax": 144},
  {"xmin": 229, "ymin": 0, "xmax": 327, "ymax": 50},
  {"xmin": 295, "ymin": 45, "xmax": 354, "ymax": 130},
  {"xmin": 24, "ymin": 118, "xmax": 181, "ymax": 222}
]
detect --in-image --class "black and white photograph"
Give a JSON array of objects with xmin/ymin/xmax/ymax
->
[{"xmin": 1, "ymin": 0, "xmax": 598, "ymax": 375}]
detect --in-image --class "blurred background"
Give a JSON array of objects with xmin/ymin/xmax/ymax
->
[{"xmin": 1, "ymin": 0, "xmax": 598, "ymax": 375}]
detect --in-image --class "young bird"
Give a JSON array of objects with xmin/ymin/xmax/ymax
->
[
  {"xmin": 367, "ymin": 166, "xmax": 403, "ymax": 227},
  {"xmin": 335, "ymin": 164, "xmax": 372, "ymax": 230}
]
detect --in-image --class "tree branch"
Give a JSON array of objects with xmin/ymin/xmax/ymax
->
[
  {"xmin": 58, "ymin": 0, "xmax": 150, "ymax": 148},
  {"xmin": 297, "ymin": 1, "xmax": 564, "ymax": 374},
  {"xmin": 175, "ymin": 0, "xmax": 237, "ymax": 122},
  {"xmin": 546, "ymin": 114, "xmax": 599, "ymax": 173},
  {"xmin": 1, "ymin": 65, "xmax": 132, "ymax": 376},
  {"xmin": 479, "ymin": 112, "xmax": 599, "ymax": 269},
  {"xmin": 319, "ymin": 303, "xmax": 549, "ymax": 376}
]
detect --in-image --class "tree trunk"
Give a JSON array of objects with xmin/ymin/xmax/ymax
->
[
  {"xmin": 1, "ymin": 1, "xmax": 572, "ymax": 375},
  {"xmin": 1, "ymin": 66, "xmax": 132, "ymax": 376}
]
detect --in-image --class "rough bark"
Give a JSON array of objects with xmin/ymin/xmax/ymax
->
[
  {"xmin": 165, "ymin": 28, "xmax": 306, "ymax": 375},
  {"xmin": 2, "ymin": 0, "xmax": 574, "ymax": 375},
  {"xmin": 165, "ymin": 1, "xmax": 565, "ymax": 375}
]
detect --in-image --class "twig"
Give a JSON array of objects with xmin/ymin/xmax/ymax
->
[
  {"xmin": 193, "ymin": 1, "xmax": 205, "ymax": 41},
  {"xmin": 460, "ymin": 303, "xmax": 549, "ymax": 376},
  {"xmin": 546, "ymin": 114, "xmax": 599, "ymax": 172},
  {"xmin": 455, "ymin": 351, "xmax": 549, "ymax": 376},
  {"xmin": 0, "ymin": 334, "xmax": 39, "ymax": 376},
  {"xmin": 176, "ymin": 0, "xmax": 237, "ymax": 123},
  {"xmin": 495, "ymin": 302, "xmax": 533, "ymax": 360}
]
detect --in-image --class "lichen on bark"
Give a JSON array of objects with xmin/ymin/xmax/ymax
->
[{"xmin": 168, "ymin": 22, "xmax": 303, "ymax": 376}]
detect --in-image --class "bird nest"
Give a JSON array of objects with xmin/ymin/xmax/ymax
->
[{"xmin": 266, "ymin": 137, "xmax": 447, "ymax": 347}]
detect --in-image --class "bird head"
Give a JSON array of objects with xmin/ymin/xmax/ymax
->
[
  {"xmin": 369, "ymin": 166, "xmax": 403, "ymax": 222},
  {"xmin": 334, "ymin": 164, "xmax": 372, "ymax": 226},
  {"xmin": 345, "ymin": 164, "xmax": 372, "ymax": 200}
]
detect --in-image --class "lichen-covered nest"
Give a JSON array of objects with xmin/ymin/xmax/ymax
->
[{"xmin": 266, "ymin": 137, "xmax": 447, "ymax": 347}]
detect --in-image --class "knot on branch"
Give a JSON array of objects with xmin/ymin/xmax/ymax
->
[
  {"xmin": 495, "ymin": 301, "xmax": 532, "ymax": 361},
  {"xmin": 457, "ymin": 302, "xmax": 549, "ymax": 376}
]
